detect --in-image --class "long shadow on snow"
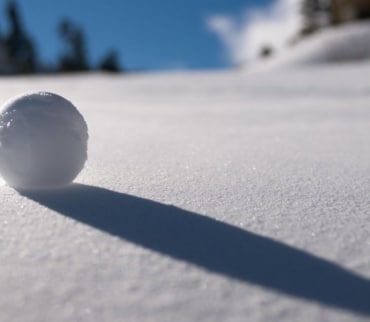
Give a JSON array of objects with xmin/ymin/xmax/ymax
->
[{"xmin": 21, "ymin": 184, "xmax": 370, "ymax": 316}]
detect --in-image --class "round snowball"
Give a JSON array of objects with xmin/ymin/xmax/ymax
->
[{"xmin": 0, "ymin": 92, "xmax": 88, "ymax": 189}]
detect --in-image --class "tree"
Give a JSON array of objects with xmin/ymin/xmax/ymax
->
[
  {"xmin": 330, "ymin": 0, "xmax": 370, "ymax": 25},
  {"xmin": 58, "ymin": 19, "xmax": 88, "ymax": 72},
  {"xmin": 5, "ymin": 0, "xmax": 37, "ymax": 73},
  {"xmin": 98, "ymin": 49, "xmax": 121, "ymax": 72}
]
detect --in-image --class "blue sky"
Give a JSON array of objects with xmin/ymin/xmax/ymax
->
[{"xmin": 0, "ymin": 0, "xmax": 273, "ymax": 70}]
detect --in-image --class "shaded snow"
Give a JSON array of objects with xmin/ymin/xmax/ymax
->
[{"xmin": 0, "ymin": 65, "xmax": 370, "ymax": 322}]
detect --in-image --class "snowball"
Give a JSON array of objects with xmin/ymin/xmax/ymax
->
[{"xmin": 0, "ymin": 92, "xmax": 88, "ymax": 189}]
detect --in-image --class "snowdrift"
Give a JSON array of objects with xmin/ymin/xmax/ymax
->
[{"xmin": 260, "ymin": 21, "xmax": 370, "ymax": 68}]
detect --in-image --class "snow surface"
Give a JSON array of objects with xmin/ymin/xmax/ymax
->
[
  {"xmin": 0, "ymin": 64, "xmax": 370, "ymax": 321},
  {"xmin": 253, "ymin": 22, "xmax": 370, "ymax": 70}
]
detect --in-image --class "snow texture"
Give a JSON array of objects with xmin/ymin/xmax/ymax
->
[
  {"xmin": 0, "ymin": 92, "xmax": 88, "ymax": 189},
  {"xmin": 0, "ymin": 63, "xmax": 370, "ymax": 322}
]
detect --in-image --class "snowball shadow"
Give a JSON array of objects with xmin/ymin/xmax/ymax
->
[{"xmin": 21, "ymin": 184, "xmax": 370, "ymax": 316}]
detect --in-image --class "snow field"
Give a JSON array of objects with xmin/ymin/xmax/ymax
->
[{"xmin": 0, "ymin": 64, "xmax": 370, "ymax": 321}]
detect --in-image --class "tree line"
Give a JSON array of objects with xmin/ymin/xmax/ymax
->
[
  {"xmin": 0, "ymin": 1, "xmax": 121, "ymax": 75},
  {"xmin": 260, "ymin": 0, "xmax": 370, "ymax": 59},
  {"xmin": 301, "ymin": 0, "xmax": 370, "ymax": 36}
]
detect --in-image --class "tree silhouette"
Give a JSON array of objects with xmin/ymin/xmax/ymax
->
[
  {"xmin": 98, "ymin": 49, "xmax": 121, "ymax": 72},
  {"xmin": 58, "ymin": 18, "xmax": 89, "ymax": 72},
  {"xmin": 5, "ymin": 0, "xmax": 37, "ymax": 73},
  {"xmin": 0, "ymin": 1, "xmax": 123, "ymax": 75}
]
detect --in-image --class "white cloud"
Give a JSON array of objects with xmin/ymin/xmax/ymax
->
[
  {"xmin": 207, "ymin": 15, "xmax": 237, "ymax": 58},
  {"xmin": 207, "ymin": 0, "xmax": 303, "ymax": 65}
]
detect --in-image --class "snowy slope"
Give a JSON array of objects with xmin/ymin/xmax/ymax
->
[
  {"xmin": 255, "ymin": 22, "xmax": 370, "ymax": 69},
  {"xmin": 0, "ymin": 64, "xmax": 370, "ymax": 322}
]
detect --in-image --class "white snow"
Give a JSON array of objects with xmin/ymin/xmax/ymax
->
[
  {"xmin": 0, "ymin": 92, "xmax": 88, "ymax": 189},
  {"xmin": 0, "ymin": 63, "xmax": 370, "ymax": 322},
  {"xmin": 255, "ymin": 22, "xmax": 370, "ymax": 69}
]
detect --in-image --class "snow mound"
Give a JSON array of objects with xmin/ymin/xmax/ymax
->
[{"xmin": 260, "ymin": 22, "xmax": 370, "ymax": 68}]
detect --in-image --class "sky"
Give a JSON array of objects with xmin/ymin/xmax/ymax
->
[{"xmin": 0, "ymin": 0, "xmax": 279, "ymax": 71}]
